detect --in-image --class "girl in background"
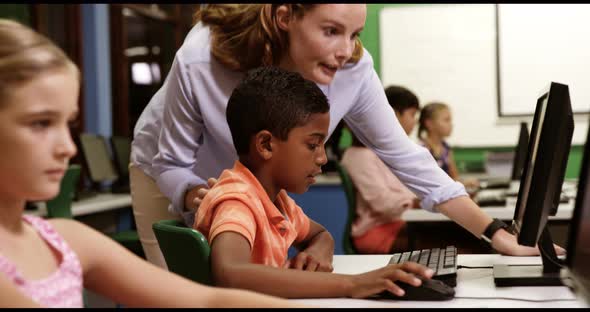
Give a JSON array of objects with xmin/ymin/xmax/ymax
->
[
  {"xmin": 0, "ymin": 19, "xmax": 302, "ymax": 308},
  {"xmin": 418, "ymin": 102, "xmax": 478, "ymax": 190}
]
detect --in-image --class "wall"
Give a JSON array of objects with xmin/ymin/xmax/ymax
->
[
  {"xmin": 81, "ymin": 4, "xmax": 112, "ymax": 138},
  {"xmin": 0, "ymin": 4, "xmax": 30, "ymax": 23},
  {"xmin": 359, "ymin": 3, "xmax": 585, "ymax": 179}
]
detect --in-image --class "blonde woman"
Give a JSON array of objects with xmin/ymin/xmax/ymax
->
[
  {"xmin": 131, "ymin": 4, "xmax": 561, "ymax": 270},
  {"xmin": 0, "ymin": 19, "xmax": 304, "ymax": 308}
]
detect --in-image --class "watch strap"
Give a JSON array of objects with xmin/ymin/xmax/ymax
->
[{"xmin": 481, "ymin": 218, "xmax": 509, "ymax": 244}]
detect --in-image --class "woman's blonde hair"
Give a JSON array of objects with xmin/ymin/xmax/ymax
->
[
  {"xmin": 194, "ymin": 4, "xmax": 364, "ymax": 72},
  {"xmin": 0, "ymin": 19, "xmax": 79, "ymax": 100},
  {"xmin": 418, "ymin": 102, "xmax": 449, "ymax": 139}
]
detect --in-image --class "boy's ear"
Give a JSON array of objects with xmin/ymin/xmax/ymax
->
[{"xmin": 254, "ymin": 130, "xmax": 273, "ymax": 160}]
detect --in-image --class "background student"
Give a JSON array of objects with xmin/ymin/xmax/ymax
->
[
  {"xmin": 340, "ymin": 85, "xmax": 421, "ymax": 254},
  {"xmin": 418, "ymin": 102, "xmax": 479, "ymax": 190},
  {"xmin": 0, "ymin": 19, "xmax": 305, "ymax": 308},
  {"xmin": 195, "ymin": 66, "xmax": 434, "ymax": 299},
  {"xmin": 131, "ymin": 4, "xmax": 559, "ymax": 270},
  {"xmin": 385, "ymin": 85, "xmax": 421, "ymax": 137}
]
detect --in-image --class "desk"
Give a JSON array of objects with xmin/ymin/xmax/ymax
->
[
  {"xmin": 27, "ymin": 193, "xmax": 132, "ymax": 217},
  {"xmin": 402, "ymin": 198, "xmax": 575, "ymax": 222},
  {"xmin": 291, "ymin": 254, "xmax": 587, "ymax": 308},
  {"xmin": 313, "ymin": 173, "xmax": 341, "ymax": 185}
]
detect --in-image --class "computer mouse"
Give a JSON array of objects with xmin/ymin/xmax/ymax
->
[{"xmin": 374, "ymin": 276, "xmax": 455, "ymax": 301}]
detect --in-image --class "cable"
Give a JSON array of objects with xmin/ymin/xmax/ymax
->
[
  {"xmin": 453, "ymin": 296, "xmax": 578, "ymax": 302},
  {"xmin": 457, "ymin": 265, "xmax": 493, "ymax": 269}
]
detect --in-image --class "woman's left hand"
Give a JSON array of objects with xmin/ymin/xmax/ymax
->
[{"xmin": 491, "ymin": 228, "xmax": 566, "ymax": 256}]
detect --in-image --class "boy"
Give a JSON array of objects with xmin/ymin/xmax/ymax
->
[
  {"xmin": 194, "ymin": 67, "xmax": 433, "ymax": 299},
  {"xmin": 385, "ymin": 85, "xmax": 421, "ymax": 136}
]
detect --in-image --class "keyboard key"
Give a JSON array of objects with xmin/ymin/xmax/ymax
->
[
  {"xmin": 409, "ymin": 250, "xmax": 421, "ymax": 262},
  {"xmin": 400, "ymin": 252, "xmax": 411, "ymax": 263},
  {"xmin": 419, "ymin": 250, "xmax": 430, "ymax": 264},
  {"xmin": 389, "ymin": 253, "xmax": 401, "ymax": 265}
]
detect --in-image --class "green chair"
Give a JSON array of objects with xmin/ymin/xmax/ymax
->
[
  {"xmin": 152, "ymin": 220, "xmax": 212, "ymax": 285},
  {"xmin": 335, "ymin": 162, "xmax": 359, "ymax": 255},
  {"xmin": 45, "ymin": 164, "xmax": 145, "ymax": 259},
  {"xmin": 46, "ymin": 164, "xmax": 81, "ymax": 219}
]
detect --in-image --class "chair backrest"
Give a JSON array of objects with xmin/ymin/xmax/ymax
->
[
  {"xmin": 46, "ymin": 164, "xmax": 81, "ymax": 219},
  {"xmin": 335, "ymin": 162, "xmax": 358, "ymax": 254},
  {"xmin": 152, "ymin": 220, "xmax": 212, "ymax": 285}
]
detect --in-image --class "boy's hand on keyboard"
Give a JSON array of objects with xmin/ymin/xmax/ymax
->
[
  {"xmin": 492, "ymin": 228, "xmax": 566, "ymax": 256},
  {"xmin": 284, "ymin": 250, "xmax": 333, "ymax": 272},
  {"xmin": 348, "ymin": 262, "xmax": 434, "ymax": 299}
]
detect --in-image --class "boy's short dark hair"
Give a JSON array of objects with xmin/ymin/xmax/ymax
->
[
  {"xmin": 226, "ymin": 66, "xmax": 330, "ymax": 155},
  {"xmin": 384, "ymin": 85, "xmax": 420, "ymax": 114}
]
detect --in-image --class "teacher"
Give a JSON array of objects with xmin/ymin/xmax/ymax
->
[{"xmin": 129, "ymin": 4, "xmax": 551, "ymax": 269}]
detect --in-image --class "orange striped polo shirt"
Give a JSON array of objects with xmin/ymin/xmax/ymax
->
[{"xmin": 194, "ymin": 160, "xmax": 311, "ymax": 267}]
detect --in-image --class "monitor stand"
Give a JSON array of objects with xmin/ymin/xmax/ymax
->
[{"xmin": 493, "ymin": 226, "xmax": 564, "ymax": 286}]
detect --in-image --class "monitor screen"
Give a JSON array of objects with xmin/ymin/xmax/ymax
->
[
  {"xmin": 110, "ymin": 136, "xmax": 131, "ymax": 178},
  {"xmin": 512, "ymin": 95, "xmax": 547, "ymax": 239},
  {"xmin": 565, "ymin": 116, "xmax": 590, "ymax": 304},
  {"xmin": 512, "ymin": 83, "xmax": 574, "ymax": 246},
  {"xmin": 79, "ymin": 133, "xmax": 119, "ymax": 184},
  {"xmin": 494, "ymin": 82, "xmax": 574, "ymax": 287}
]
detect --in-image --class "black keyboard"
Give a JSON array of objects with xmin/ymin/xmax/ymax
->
[{"xmin": 388, "ymin": 246, "xmax": 457, "ymax": 287}]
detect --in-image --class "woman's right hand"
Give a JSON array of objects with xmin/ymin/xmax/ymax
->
[
  {"xmin": 184, "ymin": 178, "xmax": 218, "ymax": 214},
  {"xmin": 348, "ymin": 262, "xmax": 434, "ymax": 299}
]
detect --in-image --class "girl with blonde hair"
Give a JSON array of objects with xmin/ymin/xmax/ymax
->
[
  {"xmin": 131, "ymin": 4, "xmax": 559, "ymax": 272},
  {"xmin": 0, "ymin": 19, "xmax": 305, "ymax": 308}
]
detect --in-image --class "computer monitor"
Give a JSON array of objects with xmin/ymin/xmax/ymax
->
[
  {"xmin": 493, "ymin": 82, "xmax": 574, "ymax": 287},
  {"xmin": 109, "ymin": 135, "xmax": 131, "ymax": 193},
  {"xmin": 110, "ymin": 135, "xmax": 131, "ymax": 180},
  {"xmin": 510, "ymin": 122, "xmax": 530, "ymax": 181},
  {"xmin": 562, "ymin": 116, "xmax": 590, "ymax": 305},
  {"xmin": 78, "ymin": 133, "xmax": 119, "ymax": 190}
]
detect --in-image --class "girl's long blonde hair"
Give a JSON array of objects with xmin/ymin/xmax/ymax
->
[
  {"xmin": 0, "ymin": 19, "xmax": 79, "ymax": 101},
  {"xmin": 194, "ymin": 4, "xmax": 364, "ymax": 72}
]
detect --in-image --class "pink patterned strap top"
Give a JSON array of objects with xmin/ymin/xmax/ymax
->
[{"xmin": 0, "ymin": 215, "xmax": 84, "ymax": 308}]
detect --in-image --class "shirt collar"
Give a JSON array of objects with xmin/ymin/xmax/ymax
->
[{"xmin": 233, "ymin": 160, "xmax": 286, "ymax": 225}]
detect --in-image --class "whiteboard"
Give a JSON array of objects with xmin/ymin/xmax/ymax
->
[
  {"xmin": 379, "ymin": 4, "xmax": 590, "ymax": 146},
  {"xmin": 380, "ymin": 4, "xmax": 501, "ymax": 146},
  {"xmin": 498, "ymin": 4, "xmax": 590, "ymax": 116}
]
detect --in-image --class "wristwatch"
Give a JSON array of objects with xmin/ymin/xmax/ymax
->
[{"xmin": 481, "ymin": 218, "xmax": 510, "ymax": 244}]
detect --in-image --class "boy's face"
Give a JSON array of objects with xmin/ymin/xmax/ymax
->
[
  {"xmin": 395, "ymin": 107, "xmax": 418, "ymax": 135},
  {"xmin": 270, "ymin": 112, "xmax": 330, "ymax": 194}
]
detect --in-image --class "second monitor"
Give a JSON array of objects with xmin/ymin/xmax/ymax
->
[
  {"xmin": 493, "ymin": 82, "xmax": 574, "ymax": 287},
  {"xmin": 78, "ymin": 133, "xmax": 129, "ymax": 195}
]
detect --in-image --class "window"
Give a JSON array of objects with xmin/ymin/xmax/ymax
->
[{"xmin": 110, "ymin": 4, "xmax": 197, "ymax": 137}]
